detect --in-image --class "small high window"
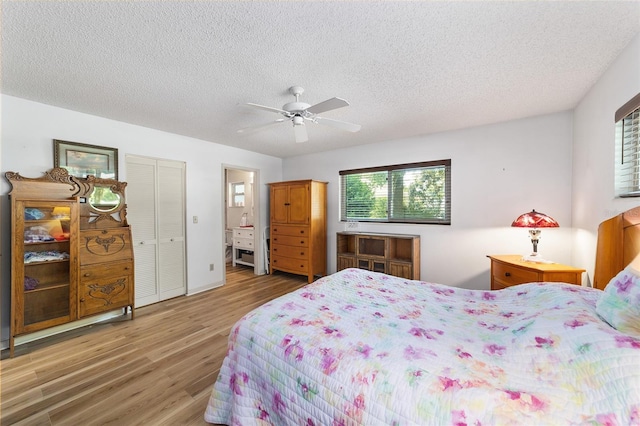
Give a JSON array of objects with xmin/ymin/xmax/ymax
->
[{"xmin": 229, "ymin": 182, "xmax": 245, "ymax": 207}]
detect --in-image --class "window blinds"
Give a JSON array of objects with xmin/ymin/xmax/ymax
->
[{"xmin": 615, "ymin": 93, "xmax": 640, "ymax": 197}]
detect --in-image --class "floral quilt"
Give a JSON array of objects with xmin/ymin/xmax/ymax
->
[{"xmin": 205, "ymin": 268, "xmax": 640, "ymax": 425}]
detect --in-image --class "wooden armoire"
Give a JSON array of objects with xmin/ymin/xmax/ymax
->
[
  {"xmin": 6, "ymin": 168, "xmax": 134, "ymax": 356},
  {"xmin": 268, "ymin": 180, "xmax": 327, "ymax": 283}
]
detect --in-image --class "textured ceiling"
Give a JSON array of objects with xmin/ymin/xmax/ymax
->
[{"xmin": 2, "ymin": 1, "xmax": 640, "ymax": 159}]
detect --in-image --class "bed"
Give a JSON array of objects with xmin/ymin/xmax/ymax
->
[{"xmin": 205, "ymin": 210, "xmax": 640, "ymax": 425}]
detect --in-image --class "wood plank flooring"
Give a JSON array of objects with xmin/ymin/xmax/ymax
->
[{"xmin": 1, "ymin": 265, "xmax": 309, "ymax": 425}]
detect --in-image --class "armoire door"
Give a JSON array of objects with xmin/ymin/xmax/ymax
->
[
  {"xmin": 126, "ymin": 156, "xmax": 186, "ymax": 307},
  {"xmin": 287, "ymin": 183, "xmax": 309, "ymax": 224}
]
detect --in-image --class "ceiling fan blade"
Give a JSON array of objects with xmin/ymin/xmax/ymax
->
[
  {"xmin": 245, "ymin": 103, "xmax": 289, "ymax": 115},
  {"xmin": 305, "ymin": 97, "xmax": 350, "ymax": 114},
  {"xmin": 293, "ymin": 124, "xmax": 308, "ymax": 143},
  {"xmin": 238, "ymin": 118, "xmax": 286, "ymax": 134},
  {"xmin": 315, "ymin": 116, "xmax": 361, "ymax": 132}
]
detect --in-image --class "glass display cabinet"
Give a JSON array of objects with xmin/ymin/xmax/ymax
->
[{"xmin": 15, "ymin": 199, "xmax": 79, "ymax": 333}]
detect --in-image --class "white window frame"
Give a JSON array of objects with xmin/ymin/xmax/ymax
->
[{"xmin": 229, "ymin": 181, "xmax": 245, "ymax": 207}]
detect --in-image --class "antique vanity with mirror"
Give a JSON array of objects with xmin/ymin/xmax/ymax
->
[{"xmin": 6, "ymin": 167, "xmax": 134, "ymax": 357}]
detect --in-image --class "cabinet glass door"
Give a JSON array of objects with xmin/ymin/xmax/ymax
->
[{"xmin": 16, "ymin": 199, "xmax": 78, "ymax": 333}]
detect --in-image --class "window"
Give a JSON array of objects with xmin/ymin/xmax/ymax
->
[
  {"xmin": 340, "ymin": 159, "xmax": 451, "ymax": 224},
  {"xmin": 615, "ymin": 93, "xmax": 640, "ymax": 197},
  {"xmin": 229, "ymin": 182, "xmax": 245, "ymax": 207}
]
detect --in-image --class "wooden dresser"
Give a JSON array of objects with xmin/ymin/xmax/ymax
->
[
  {"xmin": 488, "ymin": 254, "xmax": 584, "ymax": 290},
  {"xmin": 268, "ymin": 180, "xmax": 327, "ymax": 283}
]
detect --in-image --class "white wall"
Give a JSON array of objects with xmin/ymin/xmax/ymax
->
[
  {"xmin": 572, "ymin": 33, "xmax": 640, "ymax": 283},
  {"xmin": 283, "ymin": 111, "xmax": 575, "ymax": 288},
  {"xmin": 0, "ymin": 95, "xmax": 283, "ymax": 345}
]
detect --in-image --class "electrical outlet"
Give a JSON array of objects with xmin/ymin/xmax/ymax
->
[
  {"xmin": 193, "ymin": 216, "xmax": 198, "ymax": 224},
  {"xmin": 209, "ymin": 263, "xmax": 214, "ymax": 271}
]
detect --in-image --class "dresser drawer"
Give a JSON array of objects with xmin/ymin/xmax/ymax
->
[
  {"xmin": 271, "ymin": 244, "xmax": 308, "ymax": 259},
  {"xmin": 271, "ymin": 234, "xmax": 308, "ymax": 247},
  {"xmin": 80, "ymin": 228, "xmax": 133, "ymax": 265},
  {"xmin": 79, "ymin": 260, "xmax": 133, "ymax": 318},
  {"xmin": 80, "ymin": 260, "xmax": 133, "ymax": 281},
  {"xmin": 492, "ymin": 261, "xmax": 538, "ymax": 286},
  {"xmin": 272, "ymin": 225, "xmax": 308, "ymax": 237},
  {"xmin": 271, "ymin": 255, "xmax": 309, "ymax": 273},
  {"xmin": 233, "ymin": 228, "xmax": 254, "ymax": 239}
]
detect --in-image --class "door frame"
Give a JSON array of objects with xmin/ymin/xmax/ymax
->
[{"xmin": 221, "ymin": 164, "xmax": 261, "ymax": 279}]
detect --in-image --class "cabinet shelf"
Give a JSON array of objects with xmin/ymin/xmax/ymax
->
[
  {"xmin": 25, "ymin": 282, "xmax": 70, "ymax": 293},
  {"xmin": 25, "ymin": 239, "xmax": 69, "ymax": 245},
  {"xmin": 25, "ymin": 258, "xmax": 70, "ymax": 265}
]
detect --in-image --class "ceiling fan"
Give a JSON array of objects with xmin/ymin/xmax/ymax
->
[{"xmin": 238, "ymin": 86, "xmax": 361, "ymax": 143}]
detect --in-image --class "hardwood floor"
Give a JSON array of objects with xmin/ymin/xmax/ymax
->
[{"xmin": 1, "ymin": 265, "xmax": 309, "ymax": 425}]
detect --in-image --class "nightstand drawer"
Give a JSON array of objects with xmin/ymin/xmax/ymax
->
[
  {"xmin": 488, "ymin": 255, "xmax": 585, "ymax": 290},
  {"xmin": 492, "ymin": 261, "xmax": 538, "ymax": 286},
  {"xmin": 233, "ymin": 228, "xmax": 254, "ymax": 239},
  {"xmin": 233, "ymin": 238, "xmax": 254, "ymax": 249}
]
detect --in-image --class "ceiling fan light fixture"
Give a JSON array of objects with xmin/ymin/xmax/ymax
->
[{"xmin": 239, "ymin": 86, "xmax": 361, "ymax": 142}]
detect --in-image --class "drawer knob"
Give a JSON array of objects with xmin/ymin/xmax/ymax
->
[
  {"xmin": 84, "ymin": 273, "xmax": 91, "ymax": 277},
  {"xmin": 300, "ymin": 240, "xmax": 304, "ymax": 244},
  {"xmin": 80, "ymin": 298, "xmax": 85, "ymax": 302},
  {"xmin": 505, "ymin": 272, "xmax": 511, "ymax": 277}
]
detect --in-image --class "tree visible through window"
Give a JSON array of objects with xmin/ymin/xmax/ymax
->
[{"xmin": 340, "ymin": 160, "xmax": 451, "ymax": 224}]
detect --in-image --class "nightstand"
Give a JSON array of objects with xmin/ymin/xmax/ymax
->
[{"xmin": 487, "ymin": 255, "xmax": 585, "ymax": 290}]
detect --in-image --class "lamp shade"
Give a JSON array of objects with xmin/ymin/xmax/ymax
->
[{"xmin": 511, "ymin": 209, "xmax": 559, "ymax": 228}]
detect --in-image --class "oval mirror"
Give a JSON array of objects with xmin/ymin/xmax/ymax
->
[{"xmin": 89, "ymin": 185, "xmax": 121, "ymax": 212}]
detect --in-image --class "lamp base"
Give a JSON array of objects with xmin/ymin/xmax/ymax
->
[{"xmin": 521, "ymin": 253, "xmax": 554, "ymax": 264}]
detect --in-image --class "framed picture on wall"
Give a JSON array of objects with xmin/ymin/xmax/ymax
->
[{"xmin": 53, "ymin": 139, "xmax": 118, "ymax": 179}]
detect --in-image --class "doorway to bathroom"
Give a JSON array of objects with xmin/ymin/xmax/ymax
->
[{"xmin": 223, "ymin": 165, "xmax": 260, "ymax": 278}]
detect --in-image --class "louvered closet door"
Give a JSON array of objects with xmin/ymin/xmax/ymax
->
[
  {"xmin": 127, "ymin": 157, "xmax": 159, "ymax": 307},
  {"xmin": 157, "ymin": 160, "xmax": 186, "ymax": 300},
  {"xmin": 126, "ymin": 156, "xmax": 186, "ymax": 307}
]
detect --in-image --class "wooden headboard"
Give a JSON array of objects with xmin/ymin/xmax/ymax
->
[{"xmin": 594, "ymin": 205, "xmax": 640, "ymax": 290}]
